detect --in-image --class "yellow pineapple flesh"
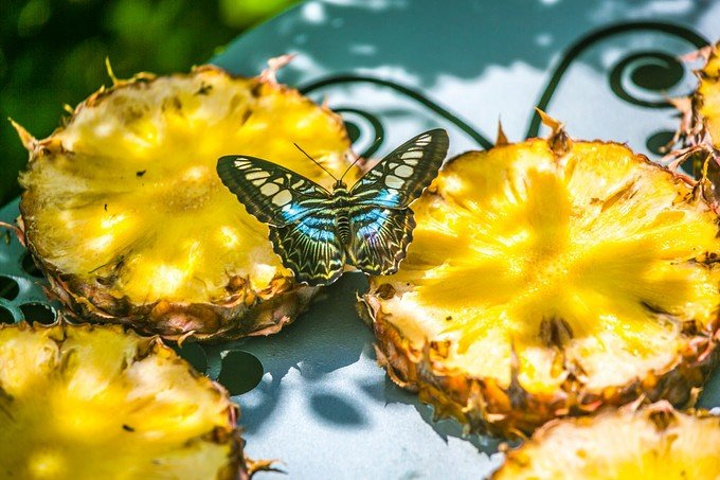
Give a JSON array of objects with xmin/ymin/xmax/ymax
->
[
  {"xmin": 0, "ymin": 321, "xmax": 245, "ymax": 479},
  {"xmin": 15, "ymin": 64, "xmax": 352, "ymax": 340},
  {"xmin": 492, "ymin": 402, "xmax": 720, "ymax": 480},
  {"xmin": 362, "ymin": 124, "xmax": 720, "ymax": 436}
]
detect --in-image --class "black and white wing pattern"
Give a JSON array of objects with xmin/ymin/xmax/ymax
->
[
  {"xmin": 217, "ymin": 154, "xmax": 345, "ymax": 285},
  {"xmin": 350, "ymin": 129, "xmax": 449, "ymax": 209},
  {"xmin": 217, "ymin": 155, "xmax": 331, "ymax": 227},
  {"xmin": 346, "ymin": 128, "xmax": 448, "ymax": 275},
  {"xmin": 269, "ymin": 214, "xmax": 346, "ymax": 285},
  {"xmin": 346, "ymin": 206, "xmax": 415, "ymax": 276},
  {"xmin": 217, "ymin": 128, "xmax": 450, "ymax": 285}
]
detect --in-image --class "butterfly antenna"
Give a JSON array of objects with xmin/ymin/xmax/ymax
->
[
  {"xmin": 339, "ymin": 155, "xmax": 363, "ymax": 182},
  {"xmin": 293, "ymin": 143, "xmax": 338, "ymax": 181},
  {"xmin": 339, "ymin": 135, "xmax": 383, "ymax": 182}
]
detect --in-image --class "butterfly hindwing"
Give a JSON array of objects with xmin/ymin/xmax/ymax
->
[
  {"xmin": 269, "ymin": 213, "xmax": 346, "ymax": 285},
  {"xmin": 347, "ymin": 205, "xmax": 416, "ymax": 276},
  {"xmin": 217, "ymin": 155, "xmax": 330, "ymax": 226},
  {"xmin": 217, "ymin": 128, "xmax": 449, "ymax": 286},
  {"xmin": 350, "ymin": 129, "xmax": 449, "ymax": 209}
]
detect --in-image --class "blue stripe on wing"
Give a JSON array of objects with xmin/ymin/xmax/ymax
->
[
  {"xmin": 269, "ymin": 213, "xmax": 345, "ymax": 286},
  {"xmin": 350, "ymin": 129, "xmax": 448, "ymax": 209},
  {"xmin": 347, "ymin": 205, "xmax": 415, "ymax": 275},
  {"xmin": 217, "ymin": 155, "xmax": 330, "ymax": 227}
]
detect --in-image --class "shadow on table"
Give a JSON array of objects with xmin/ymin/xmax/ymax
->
[
  {"xmin": 210, "ymin": 271, "xmax": 501, "ymax": 456},
  {"xmin": 218, "ymin": 273, "xmax": 372, "ymax": 434}
]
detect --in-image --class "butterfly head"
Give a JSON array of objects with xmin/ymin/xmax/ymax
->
[{"xmin": 332, "ymin": 178, "xmax": 348, "ymax": 192}]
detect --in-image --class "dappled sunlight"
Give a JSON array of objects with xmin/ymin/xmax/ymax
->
[{"xmin": 213, "ymin": 0, "xmax": 714, "ymax": 160}]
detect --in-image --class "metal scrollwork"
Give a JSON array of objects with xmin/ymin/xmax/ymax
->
[
  {"xmin": 300, "ymin": 75, "xmax": 494, "ymax": 152},
  {"xmin": 609, "ymin": 51, "xmax": 686, "ymax": 109},
  {"xmin": 300, "ymin": 22, "xmax": 709, "ymax": 158},
  {"xmin": 527, "ymin": 21, "xmax": 708, "ymax": 143}
]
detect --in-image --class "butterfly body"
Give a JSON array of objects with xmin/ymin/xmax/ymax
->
[
  {"xmin": 323, "ymin": 182, "xmax": 352, "ymax": 244},
  {"xmin": 217, "ymin": 129, "xmax": 449, "ymax": 286}
]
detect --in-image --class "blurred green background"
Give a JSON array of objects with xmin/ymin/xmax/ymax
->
[{"xmin": 0, "ymin": 0, "xmax": 299, "ymax": 206}]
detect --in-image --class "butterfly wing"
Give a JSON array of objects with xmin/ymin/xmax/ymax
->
[
  {"xmin": 217, "ymin": 155, "xmax": 331, "ymax": 227},
  {"xmin": 219, "ymin": 129, "xmax": 448, "ymax": 282},
  {"xmin": 347, "ymin": 206, "xmax": 415, "ymax": 275},
  {"xmin": 349, "ymin": 129, "xmax": 449, "ymax": 209},
  {"xmin": 347, "ymin": 129, "xmax": 448, "ymax": 275},
  {"xmin": 269, "ymin": 212, "xmax": 346, "ymax": 286}
]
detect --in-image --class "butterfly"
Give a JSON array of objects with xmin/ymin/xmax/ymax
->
[{"xmin": 216, "ymin": 129, "xmax": 449, "ymax": 286}]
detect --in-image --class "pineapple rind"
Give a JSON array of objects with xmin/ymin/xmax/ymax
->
[
  {"xmin": 17, "ymin": 65, "xmax": 351, "ymax": 340},
  {"xmin": 362, "ymin": 137, "xmax": 720, "ymax": 437},
  {"xmin": 491, "ymin": 403, "xmax": 720, "ymax": 480},
  {"xmin": 0, "ymin": 320, "xmax": 246, "ymax": 479},
  {"xmin": 697, "ymin": 42, "xmax": 720, "ymax": 149}
]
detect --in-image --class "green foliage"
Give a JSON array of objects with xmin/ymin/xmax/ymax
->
[
  {"xmin": 0, "ymin": 0, "xmax": 297, "ymax": 206},
  {"xmin": 221, "ymin": 0, "xmax": 299, "ymax": 28}
]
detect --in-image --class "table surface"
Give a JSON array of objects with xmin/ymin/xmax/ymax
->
[{"xmin": 2, "ymin": 1, "xmax": 720, "ymax": 478}]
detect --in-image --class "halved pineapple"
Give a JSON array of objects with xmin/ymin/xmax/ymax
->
[
  {"xmin": 695, "ymin": 42, "xmax": 720, "ymax": 149},
  {"xmin": 0, "ymin": 320, "xmax": 246, "ymax": 479},
  {"xmin": 669, "ymin": 42, "xmax": 720, "ymax": 188},
  {"xmin": 491, "ymin": 402, "xmax": 720, "ymax": 479},
  {"xmin": 361, "ymin": 121, "xmax": 720, "ymax": 437},
  {"xmin": 15, "ymin": 64, "xmax": 351, "ymax": 341}
]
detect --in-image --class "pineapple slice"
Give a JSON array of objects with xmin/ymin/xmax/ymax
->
[
  {"xmin": 15, "ymin": 64, "xmax": 351, "ymax": 341},
  {"xmin": 491, "ymin": 402, "xmax": 720, "ymax": 479},
  {"xmin": 670, "ymin": 42, "xmax": 720, "ymax": 189},
  {"xmin": 361, "ymin": 122, "xmax": 720, "ymax": 437},
  {"xmin": 696, "ymin": 42, "xmax": 720, "ymax": 148},
  {"xmin": 0, "ymin": 321, "xmax": 246, "ymax": 479}
]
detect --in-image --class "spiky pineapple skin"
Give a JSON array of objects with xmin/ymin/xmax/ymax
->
[
  {"xmin": 21, "ymin": 229, "xmax": 319, "ymax": 341},
  {"xmin": 363, "ymin": 292, "xmax": 718, "ymax": 437},
  {"xmin": 361, "ymin": 134, "xmax": 720, "ymax": 438},
  {"xmin": 694, "ymin": 42, "xmax": 720, "ymax": 149},
  {"xmin": 16, "ymin": 65, "xmax": 350, "ymax": 341},
  {"xmin": 670, "ymin": 42, "xmax": 720, "ymax": 182}
]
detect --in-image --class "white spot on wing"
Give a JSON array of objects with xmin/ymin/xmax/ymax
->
[
  {"xmin": 246, "ymin": 171, "xmax": 270, "ymax": 180},
  {"xmin": 272, "ymin": 190, "xmax": 293, "ymax": 206},
  {"xmin": 385, "ymin": 175, "xmax": 404, "ymax": 189},
  {"xmin": 261, "ymin": 183, "xmax": 280, "ymax": 196},
  {"xmin": 401, "ymin": 151, "xmax": 423, "ymax": 159},
  {"xmin": 234, "ymin": 158, "xmax": 253, "ymax": 169},
  {"xmin": 395, "ymin": 165, "xmax": 413, "ymax": 178}
]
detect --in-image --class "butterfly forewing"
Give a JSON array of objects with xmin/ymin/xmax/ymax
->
[
  {"xmin": 269, "ymin": 214, "xmax": 346, "ymax": 285},
  {"xmin": 217, "ymin": 128, "xmax": 449, "ymax": 286},
  {"xmin": 350, "ymin": 129, "xmax": 449, "ymax": 209},
  {"xmin": 347, "ymin": 206, "xmax": 415, "ymax": 275},
  {"xmin": 217, "ymin": 155, "xmax": 331, "ymax": 226}
]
